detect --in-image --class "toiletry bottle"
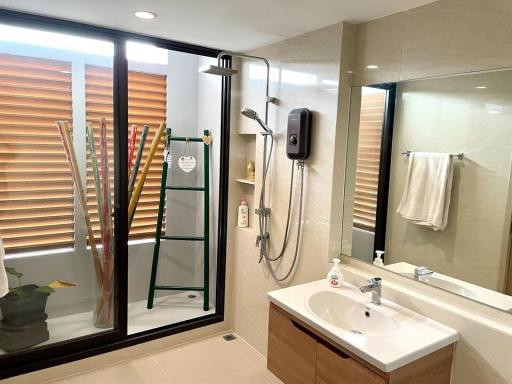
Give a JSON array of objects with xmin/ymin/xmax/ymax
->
[
  {"xmin": 237, "ymin": 198, "xmax": 249, "ymax": 228},
  {"xmin": 373, "ymin": 250, "xmax": 385, "ymax": 267},
  {"xmin": 247, "ymin": 161, "xmax": 255, "ymax": 182},
  {"xmin": 327, "ymin": 258, "xmax": 343, "ymax": 288}
]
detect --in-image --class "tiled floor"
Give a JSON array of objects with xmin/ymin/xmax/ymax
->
[{"xmin": 53, "ymin": 334, "xmax": 283, "ymax": 384}]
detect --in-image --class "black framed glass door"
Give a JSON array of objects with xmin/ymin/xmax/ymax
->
[{"xmin": 0, "ymin": 8, "xmax": 229, "ymax": 380}]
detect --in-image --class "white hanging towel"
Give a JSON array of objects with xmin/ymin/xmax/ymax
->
[
  {"xmin": 0, "ymin": 236, "xmax": 8, "ymax": 298},
  {"xmin": 396, "ymin": 152, "xmax": 453, "ymax": 231}
]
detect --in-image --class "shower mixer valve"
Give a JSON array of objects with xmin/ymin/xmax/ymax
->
[{"xmin": 255, "ymin": 207, "xmax": 271, "ymax": 216}]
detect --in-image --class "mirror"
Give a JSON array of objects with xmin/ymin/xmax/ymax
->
[{"xmin": 342, "ymin": 69, "xmax": 512, "ymax": 313}]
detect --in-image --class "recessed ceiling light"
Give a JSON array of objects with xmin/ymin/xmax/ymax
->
[
  {"xmin": 134, "ymin": 11, "xmax": 157, "ymax": 20},
  {"xmin": 366, "ymin": 65, "xmax": 379, "ymax": 69},
  {"xmin": 476, "ymin": 86, "xmax": 487, "ymax": 89}
]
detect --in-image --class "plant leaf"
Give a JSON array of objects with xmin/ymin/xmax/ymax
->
[
  {"xmin": 5, "ymin": 267, "xmax": 23, "ymax": 278},
  {"xmin": 35, "ymin": 286, "xmax": 55, "ymax": 294},
  {"xmin": 48, "ymin": 280, "xmax": 77, "ymax": 289}
]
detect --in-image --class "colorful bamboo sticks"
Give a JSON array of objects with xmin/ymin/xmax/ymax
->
[
  {"xmin": 128, "ymin": 125, "xmax": 137, "ymax": 175},
  {"xmin": 99, "ymin": 118, "xmax": 114, "ymax": 296},
  {"xmin": 86, "ymin": 122, "xmax": 104, "ymax": 247},
  {"xmin": 128, "ymin": 125, "xmax": 149, "ymax": 203},
  {"xmin": 56, "ymin": 121, "xmax": 103, "ymax": 288},
  {"xmin": 128, "ymin": 122, "xmax": 166, "ymax": 229}
]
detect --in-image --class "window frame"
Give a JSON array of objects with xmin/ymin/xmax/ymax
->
[
  {"xmin": 0, "ymin": 8, "xmax": 230, "ymax": 379},
  {"xmin": 370, "ymin": 83, "xmax": 397, "ymax": 261}
]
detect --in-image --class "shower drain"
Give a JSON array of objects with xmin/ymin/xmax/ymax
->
[
  {"xmin": 188, "ymin": 294, "xmax": 197, "ymax": 299},
  {"xmin": 350, "ymin": 330, "xmax": 363, "ymax": 335},
  {"xmin": 223, "ymin": 334, "xmax": 237, "ymax": 341}
]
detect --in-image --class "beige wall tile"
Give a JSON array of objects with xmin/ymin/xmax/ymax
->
[
  {"xmin": 353, "ymin": 13, "xmax": 404, "ymax": 86},
  {"xmin": 229, "ymin": 23, "xmax": 344, "ymax": 356},
  {"xmin": 401, "ymin": 0, "xmax": 512, "ymax": 80}
]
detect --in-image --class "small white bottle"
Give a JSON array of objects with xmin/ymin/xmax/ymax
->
[
  {"xmin": 327, "ymin": 258, "xmax": 343, "ymax": 288},
  {"xmin": 373, "ymin": 250, "xmax": 385, "ymax": 267},
  {"xmin": 237, "ymin": 198, "xmax": 249, "ymax": 228}
]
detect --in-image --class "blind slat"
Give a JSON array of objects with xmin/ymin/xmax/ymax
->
[
  {"xmin": 0, "ymin": 53, "xmax": 74, "ymax": 252},
  {"xmin": 85, "ymin": 64, "xmax": 167, "ymax": 241},
  {"xmin": 353, "ymin": 90, "xmax": 386, "ymax": 232}
]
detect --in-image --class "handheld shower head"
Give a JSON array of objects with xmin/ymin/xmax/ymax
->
[
  {"xmin": 241, "ymin": 108, "xmax": 258, "ymax": 120},
  {"xmin": 241, "ymin": 108, "xmax": 272, "ymax": 135}
]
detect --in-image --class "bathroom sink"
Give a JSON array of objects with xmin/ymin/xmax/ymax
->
[
  {"xmin": 268, "ymin": 279, "xmax": 458, "ymax": 372},
  {"xmin": 307, "ymin": 291, "xmax": 402, "ymax": 336}
]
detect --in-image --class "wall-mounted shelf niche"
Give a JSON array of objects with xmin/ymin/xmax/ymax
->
[{"xmin": 236, "ymin": 178, "xmax": 255, "ymax": 186}]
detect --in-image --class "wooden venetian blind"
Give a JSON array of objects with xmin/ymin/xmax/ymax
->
[
  {"xmin": 353, "ymin": 90, "xmax": 386, "ymax": 232},
  {"xmin": 0, "ymin": 53, "xmax": 74, "ymax": 252},
  {"xmin": 85, "ymin": 65, "xmax": 167, "ymax": 241}
]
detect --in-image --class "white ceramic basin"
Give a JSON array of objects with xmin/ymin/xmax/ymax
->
[
  {"xmin": 307, "ymin": 291, "xmax": 403, "ymax": 336},
  {"xmin": 268, "ymin": 280, "xmax": 458, "ymax": 372}
]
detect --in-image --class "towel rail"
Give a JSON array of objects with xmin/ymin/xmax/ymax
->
[{"xmin": 401, "ymin": 151, "xmax": 464, "ymax": 159}]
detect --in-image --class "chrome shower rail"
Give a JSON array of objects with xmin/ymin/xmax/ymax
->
[{"xmin": 401, "ymin": 151, "xmax": 464, "ymax": 159}]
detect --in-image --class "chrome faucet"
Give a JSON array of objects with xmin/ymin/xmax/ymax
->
[
  {"xmin": 360, "ymin": 277, "xmax": 382, "ymax": 305},
  {"xmin": 414, "ymin": 266, "xmax": 433, "ymax": 282}
]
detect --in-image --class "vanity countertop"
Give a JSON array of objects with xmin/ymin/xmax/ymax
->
[{"xmin": 268, "ymin": 279, "xmax": 458, "ymax": 372}]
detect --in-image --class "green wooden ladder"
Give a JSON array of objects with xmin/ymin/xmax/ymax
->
[{"xmin": 147, "ymin": 128, "xmax": 210, "ymax": 311}]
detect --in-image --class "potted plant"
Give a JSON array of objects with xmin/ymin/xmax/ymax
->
[{"xmin": 0, "ymin": 267, "xmax": 75, "ymax": 352}]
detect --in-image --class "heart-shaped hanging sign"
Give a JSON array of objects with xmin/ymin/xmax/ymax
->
[
  {"xmin": 202, "ymin": 135, "xmax": 213, "ymax": 145},
  {"xmin": 178, "ymin": 155, "xmax": 196, "ymax": 173}
]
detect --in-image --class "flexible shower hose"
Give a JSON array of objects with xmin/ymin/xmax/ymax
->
[{"xmin": 256, "ymin": 134, "xmax": 305, "ymax": 282}]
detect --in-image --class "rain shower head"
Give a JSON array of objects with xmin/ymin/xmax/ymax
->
[
  {"xmin": 241, "ymin": 108, "xmax": 272, "ymax": 135},
  {"xmin": 200, "ymin": 64, "xmax": 239, "ymax": 77}
]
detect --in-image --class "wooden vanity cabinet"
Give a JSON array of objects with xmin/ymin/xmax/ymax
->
[{"xmin": 268, "ymin": 303, "xmax": 455, "ymax": 384}]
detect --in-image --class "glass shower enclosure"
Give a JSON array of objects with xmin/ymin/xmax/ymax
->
[{"xmin": 0, "ymin": 11, "xmax": 228, "ymax": 379}]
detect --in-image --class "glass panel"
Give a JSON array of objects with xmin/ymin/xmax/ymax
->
[
  {"xmin": 126, "ymin": 43, "xmax": 221, "ymax": 334},
  {"xmin": 0, "ymin": 23, "xmax": 116, "ymax": 354},
  {"xmin": 342, "ymin": 71, "xmax": 512, "ymax": 312}
]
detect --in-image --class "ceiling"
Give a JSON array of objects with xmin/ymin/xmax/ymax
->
[{"xmin": 0, "ymin": 0, "xmax": 437, "ymax": 51}]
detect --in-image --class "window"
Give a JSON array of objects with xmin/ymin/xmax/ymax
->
[
  {"xmin": 353, "ymin": 87, "xmax": 386, "ymax": 232},
  {"xmin": 0, "ymin": 53, "xmax": 74, "ymax": 252},
  {"xmin": 85, "ymin": 65, "xmax": 167, "ymax": 241}
]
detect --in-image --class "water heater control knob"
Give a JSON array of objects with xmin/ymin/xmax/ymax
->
[{"xmin": 289, "ymin": 134, "xmax": 298, "ymax": 146}]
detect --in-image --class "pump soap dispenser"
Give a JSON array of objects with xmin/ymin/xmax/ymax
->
[
  {"xmin": 373, "ymin": 250, "xmax": 385, "ymax": 267},
  {"xmin": 327, "ymin": 258, "xmax": 343, "ymax": 288}
]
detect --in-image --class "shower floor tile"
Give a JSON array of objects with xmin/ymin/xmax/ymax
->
[{"xmin": 128, "ymin": 291, "xmax": 215, "ymax": 334}]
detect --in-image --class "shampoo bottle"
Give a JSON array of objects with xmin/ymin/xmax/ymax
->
[
  {"xmin": 237, "ymin": 198, "xmax": 249, "ymax": 228},
  {"xmin": 373, "ymin": 250, "xmax": 385, "ymax": 267},
  {"xmin": 327, "ymin": 258, "xmax": 343, "ymax": 288}
]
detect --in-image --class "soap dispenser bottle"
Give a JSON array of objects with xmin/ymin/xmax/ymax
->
[
  {"xmin": 373, "ymin": 250, "xmax": 385, "ymax": 267},
  {"xmin": 327, "ymin": 258, "xmax": 343, "ymax": 288},
  {"xmin": 237, "ymin": 198, "xmax": 249, "ymax": 228}
]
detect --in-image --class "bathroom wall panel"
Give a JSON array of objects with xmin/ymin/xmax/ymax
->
[
  {"xmin": 352, "ymin": 0, "xmax": 512, "ymax": 86},
  {"xmin": 401, "ymin": 0, "xmax": 512, "ymax": 81},
  {"xmin": 229, "ymin": 23, "xmax": 343, "ymax": 354},
  {"xmin": 353, "ymin": 13, "xmax": 404, "ymax": 86}
]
